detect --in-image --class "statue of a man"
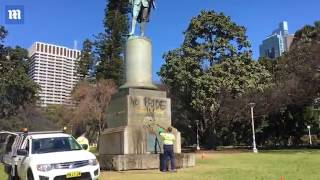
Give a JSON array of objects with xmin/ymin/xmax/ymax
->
[{"xmin": 129, "ymin": 0, "xmax": 155, "ymax": 36}]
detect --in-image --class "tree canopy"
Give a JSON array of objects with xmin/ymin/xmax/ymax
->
[
  {"xmin": 77, "ymin": 39, "xmax": 94, "ymax": 80},
  {"xmin": 0, "ymin": 26, "xmax": 41, "ymax": 131},
  {"xmin": 159, "ymin": 11, "xmax": 271, "ymax": 148},
  {"xmin": 0, "ymin": 26, "xmax": 39, "ymax": 120},
  {"xmin": 72, "ymin": 79, "xmax": 117, "ymax": 140},
  {"xmin": 95, "ymin": 0, "xmax": 130, "ymax": 86}
]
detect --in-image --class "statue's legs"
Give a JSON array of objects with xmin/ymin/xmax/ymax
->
[
  {"xmin": 129, "ymin": 17, "xmax": 137, "ymax": 36},
  {"xmin": 130, "ymin": 4, "xmax": 141, "ymax": 36},
  {"xmin": 140, "ymin": 7, "xmax": 149, "ymax": 36},
  {"xmin": 141, "ymin": 22, "xmax": 146, "ymax": 36}
]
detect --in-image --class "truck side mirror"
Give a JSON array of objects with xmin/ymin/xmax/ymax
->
[
  {"xmin": 17, "ymin": 149, "xmax": 28, "ymax": 156},
  {"xmin": 82, "ymin": 144, "xmax": 89, "ymax": 150}
]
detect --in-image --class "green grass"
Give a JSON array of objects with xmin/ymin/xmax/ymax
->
[
  {"xmin": 0, "ymin": 164, "xmax": 7, "ymax": 179},
  {"xmin": 100, "ymin": 150, "xmax": 320, "ymax": 180},
  {"xmin": 1, "ymin": 150, "xmax": 319, "ymax": 180}
]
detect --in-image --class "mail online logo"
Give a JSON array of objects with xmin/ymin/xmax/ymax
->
[{"xmin": 5, "ymin": 5, "xmax": 24, "ymax": 24}]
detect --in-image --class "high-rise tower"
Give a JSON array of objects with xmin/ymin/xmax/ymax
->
[
  {"xmin": 28, "ymin": 42, "xmax": 81, "ymax": 106},
  {"xmin": 259, "ymin": 21, "xmax": 294, "ymax": 59}
]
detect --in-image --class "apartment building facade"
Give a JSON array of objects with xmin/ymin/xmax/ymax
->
[{"xmin": 28, "ymin": 42, "xmax": 80, "ymax": 106}]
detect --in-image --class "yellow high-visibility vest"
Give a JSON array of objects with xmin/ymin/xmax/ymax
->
[
  {"xmin": 160, "ymin": 132, "xmax": 175, "ymax": 145},
  {"xmin": 76, "ymin": 136, "xmax": 89, "ymax": 151}
]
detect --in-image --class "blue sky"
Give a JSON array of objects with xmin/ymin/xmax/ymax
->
[{"xmin": 1, "ymin": 0, "xmax": 319, "ymax": 82}]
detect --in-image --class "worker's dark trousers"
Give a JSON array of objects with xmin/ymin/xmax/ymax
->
[{"xmin": 162, "ymin": 144, "xmax": 175, "ymax": 171}]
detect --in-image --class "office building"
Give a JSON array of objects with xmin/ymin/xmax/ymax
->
[
  {"xmin": 28, "ymin": 42, "xmax": 81, "ymax": 106},
  {"xmin": 259, "ymin": 21, "xmax": 294, "ymax": 59}
]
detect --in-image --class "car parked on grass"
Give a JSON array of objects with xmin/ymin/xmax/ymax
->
[{"xmin": 0, "ymin": 129, "xmax": 100, "ymax": 180}]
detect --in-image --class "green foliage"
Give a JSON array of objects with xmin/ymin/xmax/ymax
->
[
  {"xmin": 0, "ymin": 26, "xmax": 39, "ymax": 121},
  {"xmin": 258, "ymin": 106, "xmax": 314, "ymax": 146},
  {"xmin": 0, "ymin": 26, "xmax": 54, "ymax": 132},
  {"xmin": 258, "ymin": 56, "xmax": 276, "ymax": 75},
  {"xmin": 159, "ymin": 11, "xmax": 271, "ymax": 148},
  {"xmin": 157, "ymin": 13, "xmax": 320, "ymax": 148},
  {"xmin": 77, "ymin": 39, "xmax": 94, "ymax": 79},
  {"xmin": 255, "ymin": 21, "xmax": 320, "ymax": 146},
  {"xmin": 182, "ymin": 11, "xmax": 251, "ymax": 64},
  {"xmin": 159, "ymin": 14, "xmax": 320, "ymax": 148},
  {"xmin": 43, "ymin": 105, "xmax": 72, "ymax": 128},
  {"xmin": 292, "ymin": 21, "xmax": 320, "ymax": 46},
  {"xmin": 95, "ymin": 0, "xmax": 130, "ymax": 86}
]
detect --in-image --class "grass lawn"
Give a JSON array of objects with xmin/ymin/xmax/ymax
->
[
  {"xmin": 1, "ymin": 150, "xmax": 319, "ymax": 180},
  {"xmin": 100, "ymin": 150, "xmax": 320, "ymax": 180},
  {"xmin": 0, "ymin": 164, "xmax": 7, "ymax": 179}
]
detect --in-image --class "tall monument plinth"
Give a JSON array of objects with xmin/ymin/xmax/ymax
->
[
  {"xmin": 120, "ymin": 37, "xmax": 157, "ymax": 90},
  {"xmin": 98, "ymin": 37, "xmax": 195, "ymax": 171}
]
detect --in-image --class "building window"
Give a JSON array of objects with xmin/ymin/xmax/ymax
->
[
  {"xmin": 45, "ymin": 45, "xmax": 48, "ymax": 53},
  {"xmin": 49, "ymin": 45, "xmax": 51, "ymax": 54},
  {"xmin": 53, "ymin": 46, "xmax": 55, "ymax": 54},
  {"xmin": 41, "ymin": 44, "xmax": 44, "ymax": 52},
  {"xmin": 64, "ymin": 48, "xmax": 66, "ymax": 56},
  {"xmin": 60, "ymin": 48, "xmax": 63, "ymax": 55},
  {"xmin": 37, "ymin": 43, "xmax": 40, "ymax": 51}
]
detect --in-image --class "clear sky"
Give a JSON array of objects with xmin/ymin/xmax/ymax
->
[{"xmin": 1, "ymin": 0, "xmax": 319, "ymax": 82}]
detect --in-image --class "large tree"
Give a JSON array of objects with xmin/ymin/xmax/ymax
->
[
  {"xmin": 0, "ymin": 26, "xmax": 41, "ymax": 131},
  {"xmin": 0, "ymin": 26, "xmax": 39, "ymax": 120},
  {"xmin": 159, "ymin": 11, "xmax": 271, "ymax": 148},
  {"xmin": 292, "ymin": 21, "xmax": 320, "ymax": 46},
  {"xmin": 95, "ymin": 0, "xmax": 130, "ymax": 86},
  {"xmin": 72, "ymin": 79, "xmax": 117, "ymax": 141},
  {"xmin": 77, "ymin": 39, "xmax": 94, "ymax": 80}
]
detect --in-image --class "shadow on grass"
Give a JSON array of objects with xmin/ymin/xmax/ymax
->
[
  {"xmin": 260, "ymin": 149, "xmax": 320, "ymax": 154},
  {"xmin": 258, "ymin": 145, "xmax": 320, "ymax": 154},
  {"xmin": 183, "ymin": 145, "xmax": 320, "ymax": 155}
]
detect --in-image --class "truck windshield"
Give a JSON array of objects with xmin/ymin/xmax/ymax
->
[{"xmin": 32, "ymin": 137, "xmax": 82, "ymax": 154}]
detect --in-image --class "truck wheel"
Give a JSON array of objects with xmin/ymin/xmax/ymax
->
[{"xmin": 27, "ymin": 169, "xmax": 34, "ymax": 180}]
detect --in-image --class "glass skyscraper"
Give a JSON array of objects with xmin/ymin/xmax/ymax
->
[{"xmin": 259, "ymin": 21, "xmax": 294, "ymax": 59}]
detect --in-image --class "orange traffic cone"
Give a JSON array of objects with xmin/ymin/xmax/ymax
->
[{"xmin": 280, "ymin": 176, "xmax": 284, "ymax": 180}]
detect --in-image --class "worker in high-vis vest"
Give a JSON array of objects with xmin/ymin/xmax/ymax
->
[
  {"xmin": 76, "ymin": 133, "xmax": 90, "ymax": 151},
  {"xmin": 159, "ymin": 127, "xmax": 176, "ymax": 172}
]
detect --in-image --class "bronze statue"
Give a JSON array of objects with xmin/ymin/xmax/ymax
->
[{"xmin": 129, "ymin": 0, "xmax": 156, "ymax": 36}]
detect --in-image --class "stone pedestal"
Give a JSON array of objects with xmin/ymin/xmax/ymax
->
[
  {"xmin": 99, "ymin": 88, "xmax": 181, "ymax": 155},
  {"xmin": 98, "ymin": 37, "xmax": 195, "ymax": 171}
]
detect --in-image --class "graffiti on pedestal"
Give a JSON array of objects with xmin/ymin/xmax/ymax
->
[
  {"xmin": 129, "ymin": 96, "xmax": 167, "ymax": 124},
  {"xmin": 129, "ymin": 96, "xmax": 168, "ymax": 153}
]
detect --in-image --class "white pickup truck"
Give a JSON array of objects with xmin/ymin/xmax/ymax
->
[{"xmin": 0, "ymin": 130, "xmax": 100, "ymax": 180}]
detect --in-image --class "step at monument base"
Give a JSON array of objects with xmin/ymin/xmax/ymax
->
[{"xmin": 98, "ymin": 153, "xmax": 195, "ymax": 171}]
